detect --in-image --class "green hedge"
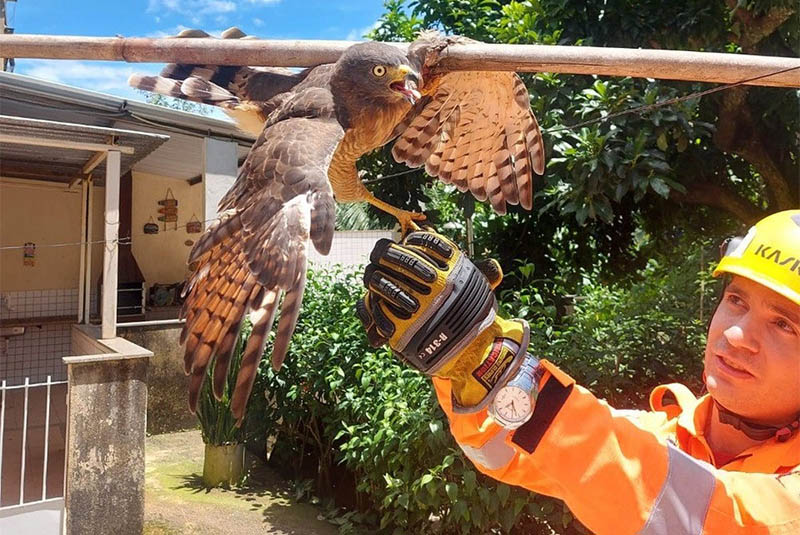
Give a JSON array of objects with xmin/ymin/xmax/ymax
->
[
  {"xmin": 502, "ymin": 245, "xmax": 718, "ymax": 408},
  {"xmin": 246, "ymin": 243, "xmax": 717, "ymax": 534}
]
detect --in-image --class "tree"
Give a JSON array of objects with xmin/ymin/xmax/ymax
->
[
  {"xmin": 137, "ymin": 89, "xmax": 213, "ymax": 116},
  {"xmin": 369, "ymin": 0, "xmax": 798, "ymax": 227}
]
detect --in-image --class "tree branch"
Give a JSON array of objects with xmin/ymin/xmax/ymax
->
[
  {"xmin": 726, "ymin": 1, "xmax": 796, "ymax": 53},
  {"xmin": 671, "ymin": 180, "xmax": 765, "ymax": 224},
  {"xmin": 713, "ymin": 86, "xmax": 796, "ymax": 210}
]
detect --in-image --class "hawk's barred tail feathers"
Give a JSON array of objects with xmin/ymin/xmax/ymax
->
[
  {"xmin": 128, "ymin": 73, "xmax": 241, "ymax": 108},
  {"xmin": 128, "ymin": 27, "xmax": 311, "ymax": 136}
]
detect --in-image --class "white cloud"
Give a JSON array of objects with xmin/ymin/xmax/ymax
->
[
  {"xmin": 346, "ymin": 21, "xmax": 379, "ymax": 41},
  {"xmin": 16, "ymin": 59, "xmax": 159, "ymax": 101},
  {"xmin": 147, "ymin": 0, "xmax": 236, "ymax": 18},
  {"xmin": 253, "ymin": 17, "xmax": 264, "ymax": 26},
  {"xmin": 245, "ymin": 0, "xmax": 281, "ymax": 4}
]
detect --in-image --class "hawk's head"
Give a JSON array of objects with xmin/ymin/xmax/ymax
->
[{"xmin": 331, "ymin": 42, "xmax": 421, "ymax": 109}]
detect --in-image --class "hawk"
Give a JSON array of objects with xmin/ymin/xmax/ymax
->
[{"xmin": 129, "ymin": 28, "xmax": 545, "ymax": 421}]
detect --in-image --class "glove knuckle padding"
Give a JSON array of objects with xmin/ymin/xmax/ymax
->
[
  {"xmin": 392, "ymin": 254, "xmax": 496, "ymax": 373},
  {"xmin": 369, "ymin": 295, "xmax": 396, "ymax": 337},
  {"xmin": 368, "ymin": 270, "xmax": 420, "ymax": 313},
  {"xmin": 404, "ymin": 232, "xmax": 455, "ymax": 264},
  {"xmin": 378, "ymin": 244, "xmax": 438, "ymax": 283},
  {"xmin": 355, "ymin": 297, "xmax": 371, "ymax": 327}
]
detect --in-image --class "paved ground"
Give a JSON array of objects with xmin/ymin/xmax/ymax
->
[{"xmin": 144, "ymin": 430, "xmax": 339, "ymax": 535}]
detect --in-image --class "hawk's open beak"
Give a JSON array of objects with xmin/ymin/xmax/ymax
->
[{"xmin": 389, "ymin": 65, "xmax": 421, "ymax": 105}]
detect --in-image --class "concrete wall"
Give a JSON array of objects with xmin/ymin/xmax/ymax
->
[
  {"xmin": 65, "ymin": 357, "xmax": 148, "ymax": 535},
  {"xmin": 64, "ymin": 327, "xmax": 151, "ymax": 535},
  {"xmin": 119, "ymin": 324, "xmax": 196, "ymax": 434},
  {"xmin": 71, "ymin": 323, "xmax": 110, "ymax": 355},
  {"xmin": 131, "ymin": 171, "xmax": 203, "ymax": 288},
  {"xmin": 308, "ymin": 229, "xmax": 398, "ymax": 268}
]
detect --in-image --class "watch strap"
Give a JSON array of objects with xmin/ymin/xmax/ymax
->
[{"xmin": 511, "ymin": 360, "xmax": 575, "ymax": 452}]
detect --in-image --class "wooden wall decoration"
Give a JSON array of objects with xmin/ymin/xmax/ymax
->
[{"xmin": 157, "ymin": 187, "xmax": 178, "ymax": 230}]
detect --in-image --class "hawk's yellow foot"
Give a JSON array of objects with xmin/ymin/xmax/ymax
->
[{"xmin": 365, "ymin": 193, "xmax": 426, "ymax": 235}]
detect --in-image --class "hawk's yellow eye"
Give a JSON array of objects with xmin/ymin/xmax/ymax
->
[{"xmin": 372, "ymin": 65, "xmax": 386, "ymax": 77}]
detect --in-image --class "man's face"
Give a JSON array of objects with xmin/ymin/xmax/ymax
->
[{"xmin": 704, "ymin": 275, "xmax": 800, "ymax": 425}]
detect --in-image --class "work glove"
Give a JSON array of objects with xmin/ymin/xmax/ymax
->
[{"xmin": 356, "ymin": 230, "xmax": 529, "ymax": 412}]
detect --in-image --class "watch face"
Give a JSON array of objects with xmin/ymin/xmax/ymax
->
[{"xmin": 493, "ymin": 386, "xmax": 532, "ymax": 423}]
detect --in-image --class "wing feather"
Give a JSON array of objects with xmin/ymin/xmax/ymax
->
[
  {"xmin": 393, "ymin": 36, "xmax": 545, "ymax": 213},
  {"xmin": 180, "ymin": 106, "xmax": 342, "ymax": 416}
]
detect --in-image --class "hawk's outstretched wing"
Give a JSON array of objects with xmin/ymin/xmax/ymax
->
[
  {"xmin": 392, "ymin": 33, "xmax": 545, "ymax": 215},
  {"xmin": 180, "ymin": 88, "xmax": 340, "ymax": 421}
]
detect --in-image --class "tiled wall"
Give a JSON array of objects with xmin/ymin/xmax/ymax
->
[
  {"xmin": 1, "ymin": 288, "xmax": 79, "ymax": 320},
  {"xmin": 0, "ymin": 288, "xmax": 90, "ymax": 386},
  {"xmin": 1, "ymin": 323, "xmax": 71, "ymax": 385}
]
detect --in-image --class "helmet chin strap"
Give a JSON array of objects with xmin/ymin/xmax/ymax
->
[{"xmin": 714, "ymin": 399, "xmax": 800, "ymax": 443}]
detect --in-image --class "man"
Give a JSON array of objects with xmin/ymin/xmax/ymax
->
[{"xmin": 357, "ymin": 210, "xmax": 800, "ymax": 534}]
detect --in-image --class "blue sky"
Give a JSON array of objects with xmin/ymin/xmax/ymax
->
[{"xmin": 8, "ymin": 0, "xmax": 389, "ymax": 105}]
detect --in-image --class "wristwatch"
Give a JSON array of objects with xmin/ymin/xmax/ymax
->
[{"xmin": 488, "ymin": 353, "xmax": 541, "ymax": 429}]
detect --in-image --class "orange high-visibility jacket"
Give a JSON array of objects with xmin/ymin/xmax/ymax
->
[{"xmin": 432, "ymin": 360, "xmax": 800, "ymax": 535}]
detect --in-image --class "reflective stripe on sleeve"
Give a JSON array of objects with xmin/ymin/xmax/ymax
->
[
  {"xmin": 458, "ymin": 430, "xmax": 515, "ymax": 471},
  {"xmin": 639, "ymin": 442, "xmax": 716, "ymax": 535}
]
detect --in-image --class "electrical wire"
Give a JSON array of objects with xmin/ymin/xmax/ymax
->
[
  {"xmin": 544, "ymin": 64, "xmax": 800, "ymax": 134},
  {"xmin": 0, "ymin": 215, "xmax": 223, "ymax": 251}
]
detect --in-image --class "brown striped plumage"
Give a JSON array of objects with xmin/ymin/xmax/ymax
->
[{"xmin": 129, "ymin": 28, "xmax": 545, "ymax": 421}]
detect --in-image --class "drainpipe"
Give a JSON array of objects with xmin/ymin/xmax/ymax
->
[
  {"xmin": 77, "ymin": 177, "xmax": 88, "ymax": 323},
  {"xmin": 83, "ymin": 177, "xmax": 93, "ymax": 323}
]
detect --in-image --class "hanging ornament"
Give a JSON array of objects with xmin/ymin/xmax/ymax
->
[
  {"xmin": 143, "ymin": 216, "xmax": 159, "ymax": 234},
  {"xmin": 186, "ymin": 213, "xmax": 202, "ymax": 234},
  {"xmin": 23, "ymin": 242, "xmax": 36, "ymax": 267},
  {"xmin": 157, "ymin": 187, "xmax": 178, "ymax": 230}
]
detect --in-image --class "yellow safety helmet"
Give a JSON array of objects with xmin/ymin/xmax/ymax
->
[{"xmin": 714, "ymin": 209, "xmax": 800, "ymax": 306}]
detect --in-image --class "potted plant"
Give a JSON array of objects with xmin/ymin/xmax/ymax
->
[{"xmin": 196, "ymin": 322, "xmax": 251, "ymax": 487}]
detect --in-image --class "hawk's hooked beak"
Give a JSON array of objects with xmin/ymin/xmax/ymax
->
[{"xmin": 389, "ymin": 64, "xmax": 421, "ymax": 105}]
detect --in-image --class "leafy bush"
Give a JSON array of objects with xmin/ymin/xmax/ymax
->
[
  {"xmin": 501, "ymin": 239, "xmax": 720, "ymax": 407},
  {"xmin": 249, "ymin": 266, "xmax": 582, "ymax": 534},
  {"xmin": 246, "ymin": 241, "xmax": 718, "ymax": 533},
  {"xmin": 196, "ymin": 322, "xmax": 252, "ymax": 446}
]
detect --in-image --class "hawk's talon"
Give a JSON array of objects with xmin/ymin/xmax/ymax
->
[{"xmin": 396, "ymin": 210, "xmax": 427, "ymax": 237}]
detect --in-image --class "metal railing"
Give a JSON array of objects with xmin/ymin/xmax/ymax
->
[{"xmin": 0, "ymin": 376, "xmax": 67, "ymax": 508}]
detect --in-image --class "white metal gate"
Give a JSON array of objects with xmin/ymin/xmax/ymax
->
[{"xmin": 0, "ymin": 377, "xmax": 67, "ymax": 533}]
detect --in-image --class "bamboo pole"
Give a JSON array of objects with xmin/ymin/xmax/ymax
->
[{"xmin": 1, "ymin": 33, "xmax": 798, "ymax": 88}]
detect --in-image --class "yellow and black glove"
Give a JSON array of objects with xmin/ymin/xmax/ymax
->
[{"xmin": 356, "ymin": 230, "xmax": 529, "ymax": 412}]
